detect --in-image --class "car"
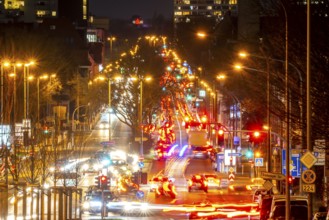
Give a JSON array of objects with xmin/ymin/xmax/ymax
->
[
  {"xmin": 149, "ymin": 175, "xmax": 168, "ymax": 192},
  {"xmin": 98, "ymin": 121, "xmax": 110, "ymax": 129},
  {"xmin": 81, "ymin": 190, "xmax": 116, "ymax": 214},
  {"xmin": 313, "ymin": 211, "xmax": 327, "ymax": 220},
  {"xmin": 80, "ymin": 158, "xmax": 102, "ymax": 174},
  {"xmin": 269, "ymin": 204, "xmax": 308, "ymax": 220},
  {"xmin": 203, "ymin": 174, "xmax": 220, "ymax": 189},
  {"xmin": 259, "ymin": 195, "xmax": 273, "ymax": 220},
  {"xmin": 268, "ymin": 195, "xmax": 308, "ymax": 220},
  {"xmin": 191, "ymin": 146, "xmax": 213, "ymax": 159},
  {"xmin": 252, "ymin": 188, "xmax": 270, "ymax": 204},
  {"xmin": 187, "ymin": 174, "xmax": 208, "ymax": 192},
  {"xmin": 228, "ymin": 182, "xmax": 254, "ymax": 193},
  {"xmin": 155, "ymin": 178, "xmax": 177, "ymax": 199}
]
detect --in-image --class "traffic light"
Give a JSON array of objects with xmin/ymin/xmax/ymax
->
[
  {"xmin": 288, "ymin": 176, "xmax": 293, "ymax": 184},
  {"xmin": 249, "ymin": 131, "xmax": 264, "ymax": 144},
  {"xmin": 132, "ymin": 172, "xmax": 139, "ymax": 184},
  {"xmin": 217, "ymin": 129, "xmax": 224, "ymax": 146},
  {"xmin": 95, "ymin": 176, "xmax": 100, "ymax": 188},
  {"xmin": 100, "ymin": 175, "xmax": 109, "ymax": 189},
  {"xmin": 246, "ymin": 150, "xmax": 253, "ymax": 158}
]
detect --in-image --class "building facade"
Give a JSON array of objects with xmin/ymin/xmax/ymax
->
[{"xmin": 174, "ymin": 0, "xmax": 238, "ymax": 23}]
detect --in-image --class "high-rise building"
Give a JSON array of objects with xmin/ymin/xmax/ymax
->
[
  {"xmin": 174, "ymin": 0, "xmax": 238, "ymax": 23},
  {"xmin": 0, "ymin": 0, "xmax": 88, "ymax": 25}
]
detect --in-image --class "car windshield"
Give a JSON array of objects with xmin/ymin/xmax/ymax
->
[{"xmin": 272, "ymin": 205, "xmax": 308, "ymax": 219}]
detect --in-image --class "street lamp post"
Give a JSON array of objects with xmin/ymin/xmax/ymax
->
[
  {"xmin": 72, "ymin": 104, "xmax": 89, "ymax": 149},
  {"xmin": 138, "ymin": 76, "xmax": 152, "ymax": 156},
  {"xmin": 36, "ymin": 74, "xmax": 56, "ymax": 125},
  {"xmin": 107, "ymin": 36, "xmax": 116, "ymax": 58},
  {"xmin": 95, "ymin": 75, "xmax": 122, "ymax": 145}
]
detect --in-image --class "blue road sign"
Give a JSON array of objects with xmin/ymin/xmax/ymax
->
[
  {"xmin": 282, "ymin": 150, "xmax": 307, "ymax": 177},
  {"xmin": 228, "ymin": 153, "xmax": 242, "ymax": 157},
  {"xmin": 255, "ymin": 158, "xmax": 263, "ymax": 167},
  {"xmin": 138, "ymin": 161, "xmax": 144, "ymax": 168},
  {"xmin": 136, "ymin": 190, "xmax": 144, "ymax": 199}
]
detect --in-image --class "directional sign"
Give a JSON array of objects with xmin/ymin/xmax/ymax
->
[
  {"xmin": 301, "ymin": 169, "xmax": 316, "ymax": 184},
  {"xmin": 138, "ymin": 161, "xmax": 144, "ymax": 168},
  {"xmin": 228, "ymin": 153, "xmax": 242, "ymax": 157},
  {"xmin": 228, "ymin": 173, "xmax": 235, "ymax": 182},
  {"xmin": 255, "ymin": 158, "xmax": 264, "ymax": 167},
  {"xmin": 100, "ymin": 141, "xmax": 115, "ymax": 146},
  {"xmin": 136, "ymin": 190, "xmax": 145, "ymax": 199},
  {"xmin": 261, "ymin": 172, "xmax": 285, "ymax": 180},
  {"xmin": 282, "ymin": 150, "xmax": 307, "ymax": 177}
]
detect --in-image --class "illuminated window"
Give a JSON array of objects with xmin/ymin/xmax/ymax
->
[
  {"xmin": 229, "ymin": 0, "xmax": 237, "ymax": 4},
  {"xmin": 183, "ymin": 0, "xmax": 190, "ymax": 4},
  {"xmin": 36, "ymin": 10, "xmax": 46, "ymax": 17},
  {"xmin": 207, "ymin": 6, "xmax": 212, "ymax": 10},
  {"xmin": 183, "ymin": 11, "xmax": 190, "ymax": 15},
  {"xmin": 175, "ymin": 11, "xmax": 183, "ymax": 15},
  {"xmin": 51, "ymin": 11, "xmax": 56, "ymax": 16},
  {"xmin": 87, "ymin": 34, "xmax": 97, "ymax": 43}
]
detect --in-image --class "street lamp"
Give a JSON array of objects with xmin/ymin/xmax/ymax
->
[
  {"xmin": 234, "ymin": 63, "xmax": 272, "ymax": 171},
  {"xmin": 24, "ymin": 61, "xmax": 35, "ymax": 120},
  {"xmin": 237, "ymin": 51, "xmax": 304, "ymax": 170},
  {"xmin": 95, "ymin": 74, "xmax": 122, "ymax": 143},
  {"xmin": 130, "ymin": 75, "xmax": 152, "ymax": 156},
  {"xmin": 107, "ymin": 36, "xmax": 116, "ymax": 57},
  {"xmin": 32, "ymin": 74, "xmax": 56, "ymax": 125}
]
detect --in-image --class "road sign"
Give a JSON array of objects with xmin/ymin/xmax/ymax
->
[
  {"xmin": 261, "ymin": 172, "xmax": 285, "ymax": 180},
  {"xmin": 282, "ymin": 150, "xmax": 307, "ymax": 177},
  {"xmin": 136, "ymin": 190, "xmax": 145, "ymax": 199},
  {"xmin": 301, "ymin": 169, "xmax": 316, "ymax": 184},
  {"xmin": 263, "ymin": 180, "xmax": 274, "ymax": 191},
  {"xmin": 228, "ymin": 173, "xmax": 235, "ymax": 181},
  {"xmin": 229, "ymin": 167, "xmax": 235, "ymax": 173},
  {"xmin": 100, "ymin": 141, "xmax": 115, "ymax": 146},
  {"xmin": 138, "ymin": 161, "xmax": 144, "ymax": 168},
  {"xmin": 302, "ymin": 184, "xmax": 316, "ymax": 193},
  {"xmin": 228, "ymin": 153, "xmax": 242, "ymax": 157},
  {"xmin": 255, "ymin": 158, "xmax": 263, "ymax": 167},
  {"xmin": 300, "ymin": 151, "xmax": 317, "ymax": 169}
]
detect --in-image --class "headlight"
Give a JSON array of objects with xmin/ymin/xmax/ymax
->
[
  {"xmin": 82, "ymin": 164, "xmax": 89, "ymax": 171},
  {"xmin": 229, "ymin": 185, "xmax": 234, "ymax": 191},
  {"xmin": 141, "ymin": 203, "xmax": 149, "ymax": 211},
  {"xmin": 83, "ymin": 202, "xmax": 90, "ymax": 209},
  {"xmin": 90, "ymin": 201, "xmax": 102, "ymax": 207}
]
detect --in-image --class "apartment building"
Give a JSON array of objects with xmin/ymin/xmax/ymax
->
[{"xmin": 174, "ymin": 0, "xmax": 238, "ymax": 23}]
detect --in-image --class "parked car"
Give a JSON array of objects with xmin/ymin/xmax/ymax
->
[
  {"xmin": 268, "ymin": 195, "xmax": 308, "ymax": 220},
  {"xmin": 269, "ymin": 204, "xmax": 308, "ymax": 220}
]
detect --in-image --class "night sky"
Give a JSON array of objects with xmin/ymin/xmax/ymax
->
[{"xmin": 89, "ymin": 0, "xmax": 173, "ymax": 20}]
